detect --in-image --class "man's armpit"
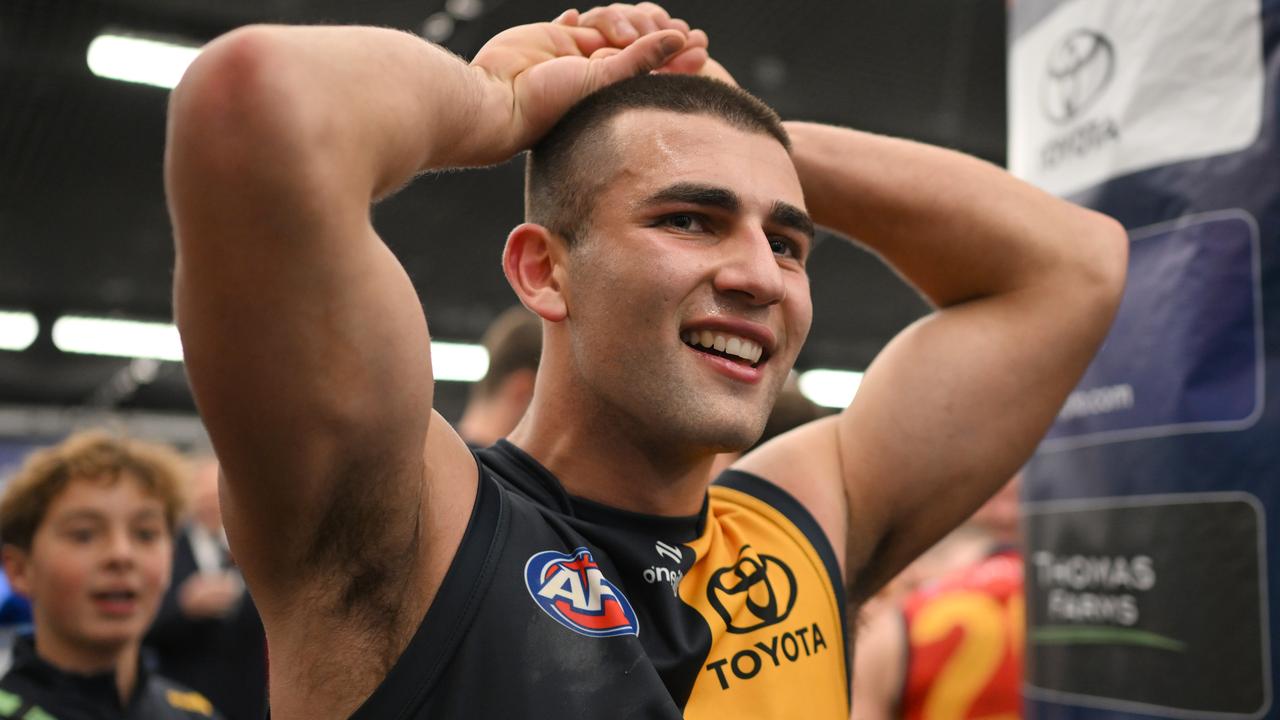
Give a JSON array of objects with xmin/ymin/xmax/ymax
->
[{"xmin": 303, "ymin": 449, "xmax": 427, "ymax": 652}]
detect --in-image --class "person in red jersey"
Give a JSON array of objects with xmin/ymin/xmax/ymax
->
[{"xmin": 853, "ymin": 476, "xmax": 1024, "ymax": 720}]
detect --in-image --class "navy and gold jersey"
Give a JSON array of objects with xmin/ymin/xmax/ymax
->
[{"xmin": 351, "ymin": 440, "xmax": 849, "ymax": 718}]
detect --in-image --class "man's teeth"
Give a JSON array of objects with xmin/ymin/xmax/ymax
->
[{"xmin": 683, "ymin": 330, "xmax": 764, "ymax": 364}]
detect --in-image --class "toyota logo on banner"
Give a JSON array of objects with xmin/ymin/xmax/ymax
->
[{"xmin": 1040, "ymin": 29, "xmax": 1116, "ymax": 124}]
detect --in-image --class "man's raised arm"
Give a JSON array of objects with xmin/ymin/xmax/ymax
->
[
  {"xmin": 165, "ymin": 16, "xmax": 703, "ymax": 709},
  {"xmin": 738, "ymin": 123, "xmax": 1127, "ymax": 603}
]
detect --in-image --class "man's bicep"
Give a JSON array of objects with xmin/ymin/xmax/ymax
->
[
  {"xmin": 837, "ymin": 292, "xmax": 1097, "ymax": 599},
  {"xmin": 170, "ymin": 162, "xmax": 436, "ymax": 596},
  {"xmin": 175, "ymin": 219, "xmax": 435, "ymax": 557}
]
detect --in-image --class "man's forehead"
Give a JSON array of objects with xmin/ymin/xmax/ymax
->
[{"xmin": 605, "ymin": 110, "xmax": 804, "ymax": 208}]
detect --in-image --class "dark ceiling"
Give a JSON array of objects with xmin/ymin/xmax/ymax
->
[{"xmin": 0, "ymin": 0, "xmax": 1008, "ymax": 423}]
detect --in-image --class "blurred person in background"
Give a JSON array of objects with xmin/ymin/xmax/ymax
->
[
  {"xmin": 145, "ymin": 457, "xmax": 266, "ymax": 720},
  {"xmin": 851, "ymin": 475, "xmax": 1023, "ymax": 720},
  {"xmin": 457, "ymin": 306, "xmax": 543, "ymax": 448},
  {"xmin": 0, "ymin": 431, "xmax": 221, "ymax": 719}
]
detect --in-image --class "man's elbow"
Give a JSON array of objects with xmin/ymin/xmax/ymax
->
[
  {"xmin": 167, "ymin": 26, "xmax": 315, "ymax": 188},
  {"xmin": 1077, "ymin": 210, "xmax": 1129, "ymax": 315}
]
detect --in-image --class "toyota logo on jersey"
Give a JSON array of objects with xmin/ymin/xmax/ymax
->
[{"xmin": 524, "ymin": 547, "xmax": 640, "ymax": 638}]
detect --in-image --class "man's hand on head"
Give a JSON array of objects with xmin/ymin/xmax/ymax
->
[
  {"xmin": 559, "ymin": 4, "xmax": 741, "ymax": 85},
  {"xmin": 469, "ymin": 3, "xmax": 708, "ymax": 155}
]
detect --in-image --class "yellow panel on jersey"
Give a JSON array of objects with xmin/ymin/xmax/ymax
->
[{"xmin": 680, "ymin": 475, "xmax": 849, "ymax": 719}]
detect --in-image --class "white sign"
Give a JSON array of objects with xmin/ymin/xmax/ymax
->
[{"xmin": 1009, "ymin": 0, "xmax": 1263, "ymax": 197}]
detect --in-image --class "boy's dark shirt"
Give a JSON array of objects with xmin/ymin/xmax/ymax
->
[{"xmin": 0, "ymin": 636, "xmax": 222, "ymax": 720}]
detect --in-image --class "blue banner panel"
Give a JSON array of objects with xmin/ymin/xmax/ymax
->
[
  {"xmin": 1044, "ymin": 212, "xmax": 1262, "ymax": 450},
  {"xmin": 1011, "ymin": 0, "xmax": 1280, "ymax": 718}
]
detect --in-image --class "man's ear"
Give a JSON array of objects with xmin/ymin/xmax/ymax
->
[
  {"xmin": 2, "ymin": 544, "xmax": 32, "ymax": 599},
  {"xmin": 503, "ymin": 223, "xmax": 569, "ymax": 322}
]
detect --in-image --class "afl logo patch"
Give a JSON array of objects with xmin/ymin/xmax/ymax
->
[{"xmin": 525, "ymin": 547, "xmax": 640, "ymax": 638}]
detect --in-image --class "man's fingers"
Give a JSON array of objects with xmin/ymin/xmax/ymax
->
[
  {"xmin": 658, "ymin": 46, "xmax": 708, "ymax": 76},
  {"xmin": 590, "ymin": 46, "xmax": 625, "ymax": 60},
  {"xmin": 634, "ymin": 2, "xmax": 684, "ymax": 32},
  {"xmin": 556, "ymin": 24, "xmax": 613, "ymax": 59},
  {"xmin": 553, "ymin": 8, "xmax": 580, "ymax": 25},
  {"xmin": 579, "ymin": 6, "xmax": 639, "ymax": 44},
  {"xmin": 577, "ymin": 3, "xmax": 696, "ymax": 46},
  {"xmin": 627, "ymin": 6, "xmax": 660, "ymax": 36},
  {"xmin": 595, "ymin": 29, "xmax": 685, "ymax": 85},
  {"xmin": 681, "ymin": 28, "xmax": 708, "ymax": 53}
]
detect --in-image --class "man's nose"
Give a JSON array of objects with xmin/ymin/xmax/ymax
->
[{"xmin": 712, "ymin": 229, "xmax": 786, "ymax": 306}]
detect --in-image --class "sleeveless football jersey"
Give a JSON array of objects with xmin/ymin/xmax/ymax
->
[
  {"xmin": 349, "ymin": 440, "xmax": 849, "ymax": 719},
  {"xmin": 900, "ymin": 549, "xmax": 1024, "ymax": 720}
]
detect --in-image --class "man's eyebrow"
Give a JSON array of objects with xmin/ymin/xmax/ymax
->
[
  {"xmin": 641, "ymin": 183, "xmax": 814, "ymax": 240},
  {"xmin": 640, "ymin": 183, "xmax": 741, "ymax": 214},
  {"xmin": 770, "ymin": 201, "xmax": 815, "ymax": 240}
]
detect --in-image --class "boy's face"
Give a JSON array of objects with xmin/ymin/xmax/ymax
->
[{"xmin": 4, "ymin": 474, "xmax": 172, "ymax": 660}]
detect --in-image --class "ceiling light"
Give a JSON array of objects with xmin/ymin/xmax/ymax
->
[
  {"xmin": 798, "ymin": 369, "xmax": 864, "ymax": 409},
  {"xmin": 421, "ymin": 12, "xmax": 456, "ymax": 43},
  {"xmin": 432, "ymin": 341, "xmax": 488, "ymax": 382},
  {"xmin": 445, "ymin": 0, "xmax": 485, "ymax": 21},
  {"xmin": 0, "ymin": 311, "xmax": 38, "ymax": 352},
  {"xmin": 52, "ymin": 316, "xmax": 183, "ymax": 361},
  {"xmin": 86, "ymin": 32, "xmax": 202, "ymax": 90},
  {"xmin": 50, "ymin": 314, "xmax": 490, "ymax": 382}
]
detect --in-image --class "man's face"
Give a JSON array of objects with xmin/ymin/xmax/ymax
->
[
  {"xmin": 5, "ymin": 475, "xmax": 172, "ymax": 660},
  {"xmin": 561, "ymin": 110, "xmax": 814, "ymax": 453}
]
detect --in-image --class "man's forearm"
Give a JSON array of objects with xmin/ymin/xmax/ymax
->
[
  {"xmin": 169, "ymin": 25, "xmax": 508, "ymax": 205},
  {"xmin": 783, "ymin": 121, "xmax": 1124, "ymax": 308}
]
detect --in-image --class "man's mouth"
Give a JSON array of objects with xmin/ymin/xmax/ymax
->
[{"xmin": 682, "ymin": 330, "xmax": 766, "ymax": 368}]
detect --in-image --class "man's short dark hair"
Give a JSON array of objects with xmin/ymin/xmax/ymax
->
[
  {"xmin": 525, "ymin": 74, "xmax": 789, "ymax": 245},
  {"xmin": 473, "ymin": 306, "xmax": 542, "ymax": 398}
]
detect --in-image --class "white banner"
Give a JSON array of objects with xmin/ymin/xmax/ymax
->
[{"xmin": 1008, "ymin": 0, "xmax": 1264, "ymax": 197}]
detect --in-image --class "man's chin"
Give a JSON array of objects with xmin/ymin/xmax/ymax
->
[{"xmin": 691, "ymin": 417, "xmax": 768, "ymax": 456}]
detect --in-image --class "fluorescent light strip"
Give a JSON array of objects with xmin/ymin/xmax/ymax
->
[
  {"xmin": 86, "ymin": 33, "xmax": 202, "ymax": 90},
  {"xmin": 0, "ymin": 311, "xmax": 39, "ymax": 351},
  {"xmin": 798, "ymin": 369, "xmax": 864, "ymax": 409},
  {"xmin": 50, "ymin": 314, "xmax": 490, "ymax": 382},
  {"xmin": 52, "ymin": 316, "xmax": 183, "ymax": 362},
  {"xmin": 432, "ymin": 341, "xmax": 489, "ymax": 382}
]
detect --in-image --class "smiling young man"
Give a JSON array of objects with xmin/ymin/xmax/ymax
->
[
  {"xmin": 165, "ymin": 4, "xmax": 1127, "ymax": 718},
  {"xmin": 0, "ymin": 431, "xmax": 221, "ymax": 719}
]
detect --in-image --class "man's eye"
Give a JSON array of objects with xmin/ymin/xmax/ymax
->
[
  {"xmin": 663, "ymin": 214, "xmax": 705, "ymax": 232},
  {"xmin": 66, "ymin": 528, "xmax": 95, "ymax": 543},
  {"xmin": 768, "ymin": 236, "xmax": 796, "ymax": 258}
]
